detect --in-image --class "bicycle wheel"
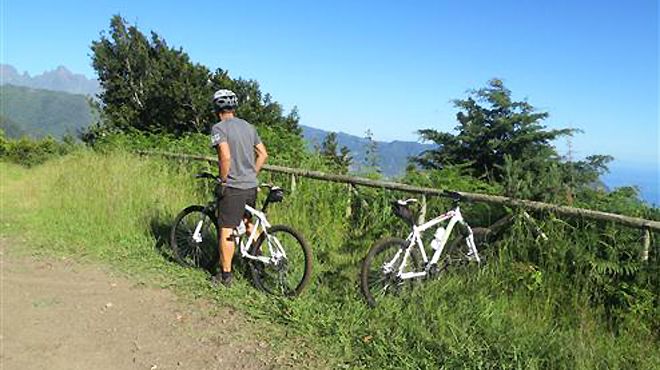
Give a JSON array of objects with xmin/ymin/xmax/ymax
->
[
  {"xmin": 249, "ymin": 225, "xmax": 312, "ymax": 297},
  {"xmin": 360, "ymin": 238, "xmax": 424, "ymax": 307},
  {"xmin": 170, "ymin": 205, "xmax": 219, "ymax": 271}
]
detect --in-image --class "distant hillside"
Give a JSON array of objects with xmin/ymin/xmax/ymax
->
[
  {"xmin": 0, "ymin": 115, "xmax": 26, "ymax": 138},
  {"xmin": 1, "ymin": 64, "xmax": 99, "ymax": 96},
  {"xmin": 301, "ymin": 125, "xmax": 433, "ymax": 177},
  {"xmin": 0, "ymin": 84, "xmax": 97, "ymax": 138}
]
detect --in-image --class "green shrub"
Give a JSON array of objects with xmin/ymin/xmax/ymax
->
[{"xmin": 0, "ymin": 130, "xmax": 78, "ymax": 167}]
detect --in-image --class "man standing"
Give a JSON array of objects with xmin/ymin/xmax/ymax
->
[{"xmin": 210, "ymin": 89, "xmax": 268, "ymax": 287}]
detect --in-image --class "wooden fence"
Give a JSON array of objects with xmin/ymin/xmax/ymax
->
[{"xmin": 137, "ymin": 150, "xmax": 658, "ymax": 258}]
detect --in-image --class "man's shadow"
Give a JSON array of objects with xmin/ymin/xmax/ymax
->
[
  {"xmin": 148, "ymin": 214, "xmax": 252, "ymax": 279},
  {"xmin": 149, "ymin": 216, "xmax": 218, "ymax": 274}
]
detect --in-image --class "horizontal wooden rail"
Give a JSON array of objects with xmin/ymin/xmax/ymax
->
[{"xmin": 137, "ymin": 150, "xmax": 660, "ymax": 232}]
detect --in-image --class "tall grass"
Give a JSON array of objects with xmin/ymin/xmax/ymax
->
[{"xmin": 1, "ymin": 151, "xmax": 658, "ymax": 369}]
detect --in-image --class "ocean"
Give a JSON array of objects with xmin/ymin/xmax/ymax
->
[{"xmin": 602, "ymin": 161, "xmax": 659, "ymax": 207}]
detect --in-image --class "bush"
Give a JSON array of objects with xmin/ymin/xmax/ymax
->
[{"xmin": 0, "ymin": 130, "xmax": 78, "ymax": 167}]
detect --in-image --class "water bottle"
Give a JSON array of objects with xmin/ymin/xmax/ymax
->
[
  {"xmin": 236, "ymin": 220, "xmax": 247, "ymax": 236},
  {"xmin": 430, "ymin": 226, "xmax": 446, "ymax": 251}
]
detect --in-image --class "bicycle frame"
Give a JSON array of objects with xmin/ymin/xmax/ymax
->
[
  {"xmin": 189, "ymin": 201, "xmax": 285, "ymax": 266},
  {"xmin": 384, "ymin": 205, "xmax": 480, "ymax": 281},
  {"xmin": 235, "ymin": 204, "xmax": 289, "ymax": 267}
]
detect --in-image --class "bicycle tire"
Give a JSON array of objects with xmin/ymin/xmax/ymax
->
[
  {"xmin": 360, "ymin": 237, "xmax": 423, "ymax": 307},
  {"xmin": 249, "ymin": 225, "xmax": 313, "ymax": 297},
  {"xmin": 170, "ymin": 205, "xmax": 219, "ymax": 271}
]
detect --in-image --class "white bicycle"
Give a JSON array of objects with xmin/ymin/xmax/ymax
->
[
  {"xmin": 170, "ymin": 172, "xmax": 313, "ymax": 297},
  {"xmin": 360, "ymin": 191, "xmax": 488, "ymax": 307}
]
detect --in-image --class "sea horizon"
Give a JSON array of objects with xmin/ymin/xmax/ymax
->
[{"xmin": 602, "ymin": 160, "xmax": 659, "ymax": 207}]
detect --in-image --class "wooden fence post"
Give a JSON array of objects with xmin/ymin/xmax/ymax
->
[
  {"xmin": 641, "ymin": 228, "xmax": 650, "ymax": 262},
  {"xmin": 346, "ymin": 184, "xmax": 353, "ymax": 218},
  {"xmin": 417, "ymin": 194, "xmax": 427, "ymax": 225},
  {"xmin": 290, "ymin": 173, "xmax": 297, "ymax": 193}
]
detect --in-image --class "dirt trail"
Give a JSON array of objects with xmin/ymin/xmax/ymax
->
[{"xmin": 0, "ymin": 240, "xmax": 281, "ymax": 370}]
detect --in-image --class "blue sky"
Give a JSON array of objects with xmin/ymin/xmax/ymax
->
[{"xmin": 2, "ymin": 0, "xmax": 658, "ymax": 168}]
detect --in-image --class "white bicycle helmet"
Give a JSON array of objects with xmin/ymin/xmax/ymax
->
[{"xmin": 212, "ymin": 89, "xmax": 238, "ymax": 111}]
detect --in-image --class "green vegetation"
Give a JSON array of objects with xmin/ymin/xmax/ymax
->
[
  {"xmin": 319, "ymin": 131, "xmax": 353, "ymax": 174},
  {"xmin": 414, "ymin": 79, "xmax": 615, "ymax": 205},
  {"xmin": 86, "ymin": 15, "xmax": 300, "ymax": 141},
  {"xmin": 0, "ymin": 84, "xmax": 97, "ymax": 138},
  {"xmin": 1, "ymin": 151, "xmax": 658, "ymax": 369},
  {"xmin": 2, "ymin": 14, "xmax": 658, "ymax": 369},
  {"xmin": 0, "ymin": 130, "xmax": 78, "ymax": 167}
]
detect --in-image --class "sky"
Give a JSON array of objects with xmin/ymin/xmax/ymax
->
[{"xmin": 1, "ymin": 0, "xmax": 658, "ymax": 168}]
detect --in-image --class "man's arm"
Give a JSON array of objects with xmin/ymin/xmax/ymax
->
[
  {"xmin": 217, "ymin": 142, "xmax": 231, "ymax": 182},
  {"xmin": 254, "ymin": 142, "xmax": 268, "ymax": 174}
]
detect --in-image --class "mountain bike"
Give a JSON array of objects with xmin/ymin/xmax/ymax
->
[
  {"xmin": 170, "ymin": 172, "xmax": 313, "ymax": 297},
  {"xmin": 360, "ymin": 191, "xmax": 489, "ymax": 307}
]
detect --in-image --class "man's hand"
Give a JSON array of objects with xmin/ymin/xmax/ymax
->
[{"xmin": 254, "ymin": 143, "xmax": 268, "ymax": 174}]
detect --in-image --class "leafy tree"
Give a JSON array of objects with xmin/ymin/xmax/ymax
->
[
  {"xmin": 90, "ymin": 15, "xmax": 211, "ymax": 135},
  {"xmin": 320, "ymin": 132, "xmax": 352, "ymax": 173},
  {"xmin": 415, "ymin": 79, "xmax": 575, "ymax": 181},
  {"xmin": 87, "ymin": 15, "xmax": 304, "ymax": 161}
]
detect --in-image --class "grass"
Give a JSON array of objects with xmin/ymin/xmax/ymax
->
[{"xmin": 1, "ymin": 150, "xmax": 658, "ymax": 369}]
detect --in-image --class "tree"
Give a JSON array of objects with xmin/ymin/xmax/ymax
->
[
  {"xmin": 414, "ymin": 79, "xmax": 576, "ymax": 181},
  {"xmin": 321, "ymin": 132, "xmax": 352, "ymax": 173},
  {"xmin": 87, "ymin": 15, "xmax": 303, "ymax": 153},
  {"xmin": 363, "ymin": 129, "xmax": 381, "ymax": 174},
  {"xmin": 91, "ymin": 15, "xmax": 212, "ymax": 135}
]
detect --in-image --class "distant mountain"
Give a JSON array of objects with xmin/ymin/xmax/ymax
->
[
  {"xmin": 301, "ymin": 125, "xmax": 434, "ymax": 177},
  {"xmin": 0, "ymin": 84, "xmax": 97, "ymax": 138},
  {"xmin": 1, "ymin": 64, "xmax": 99, "ymax": 96}
]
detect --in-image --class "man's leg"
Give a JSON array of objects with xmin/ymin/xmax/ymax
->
[
  {"xmin": 214, "ymin": 187, "xmax": 244, "ymax": 286},
  {"xmin": 219, "ymin": 227, "xmax": 235, "ymax": 272}
]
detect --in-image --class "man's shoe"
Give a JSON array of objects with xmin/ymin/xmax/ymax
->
[{"xmin": 211, "ymin": 271, "xmax": 232, "ymax": 287}]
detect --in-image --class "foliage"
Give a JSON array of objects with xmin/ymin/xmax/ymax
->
[
  {"xmin": 415, "ymin": 79, "xmax": 576, "ymax": 181},
  {"xmin": 87, "ymin": 14, "xmax": 304, "ymax": 161},
  {"xmin": 319, "ymin": 132, "xmax": 352, "ymax": 174},
  {"xmin": 90, "ymin": 128, "xmax": 308, "ymax": 169},
  {"xmin": 0, "ymin": 129, "xmax": 78, "ymax": 166}
]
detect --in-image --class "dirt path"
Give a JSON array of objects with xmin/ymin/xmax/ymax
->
[{"xmin": 0, "ymin": 240, "xmax": 283, "ymax": 370}]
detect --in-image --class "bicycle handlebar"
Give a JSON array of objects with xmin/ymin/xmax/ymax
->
[{"xmin": 195, "ymin": 172, "xmax": 222, "ymax": 183}]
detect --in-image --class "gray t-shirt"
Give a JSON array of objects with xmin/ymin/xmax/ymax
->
[{"xmin": 210, "ymin": 118, "xmax": 262, "ymax": 189}]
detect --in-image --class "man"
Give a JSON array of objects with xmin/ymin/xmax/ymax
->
[{"xmin": 210, "ymin": 89, "xmax": 268, "ymax": 287}]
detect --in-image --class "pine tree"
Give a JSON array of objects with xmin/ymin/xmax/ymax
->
[
  {"xmin": 414, "ymin": 79, "xmax": 575, "ymax": 181},
  {"xmin": 321, "ymin": 132, "xmax": 352, "ymax": 173}
]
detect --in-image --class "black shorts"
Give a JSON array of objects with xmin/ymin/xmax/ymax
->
[{"xmin": 217, "ymin": 187, "xmax": 257, "ymax": 228}]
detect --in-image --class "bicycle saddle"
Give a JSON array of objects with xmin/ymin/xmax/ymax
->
[
  {"xmin": 396, "ymin": 198, "xmax": 418, "ymax": 206},
  {"xmin": 442, "ymin": 191, "xmax": 463, "ymax": 201}
]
